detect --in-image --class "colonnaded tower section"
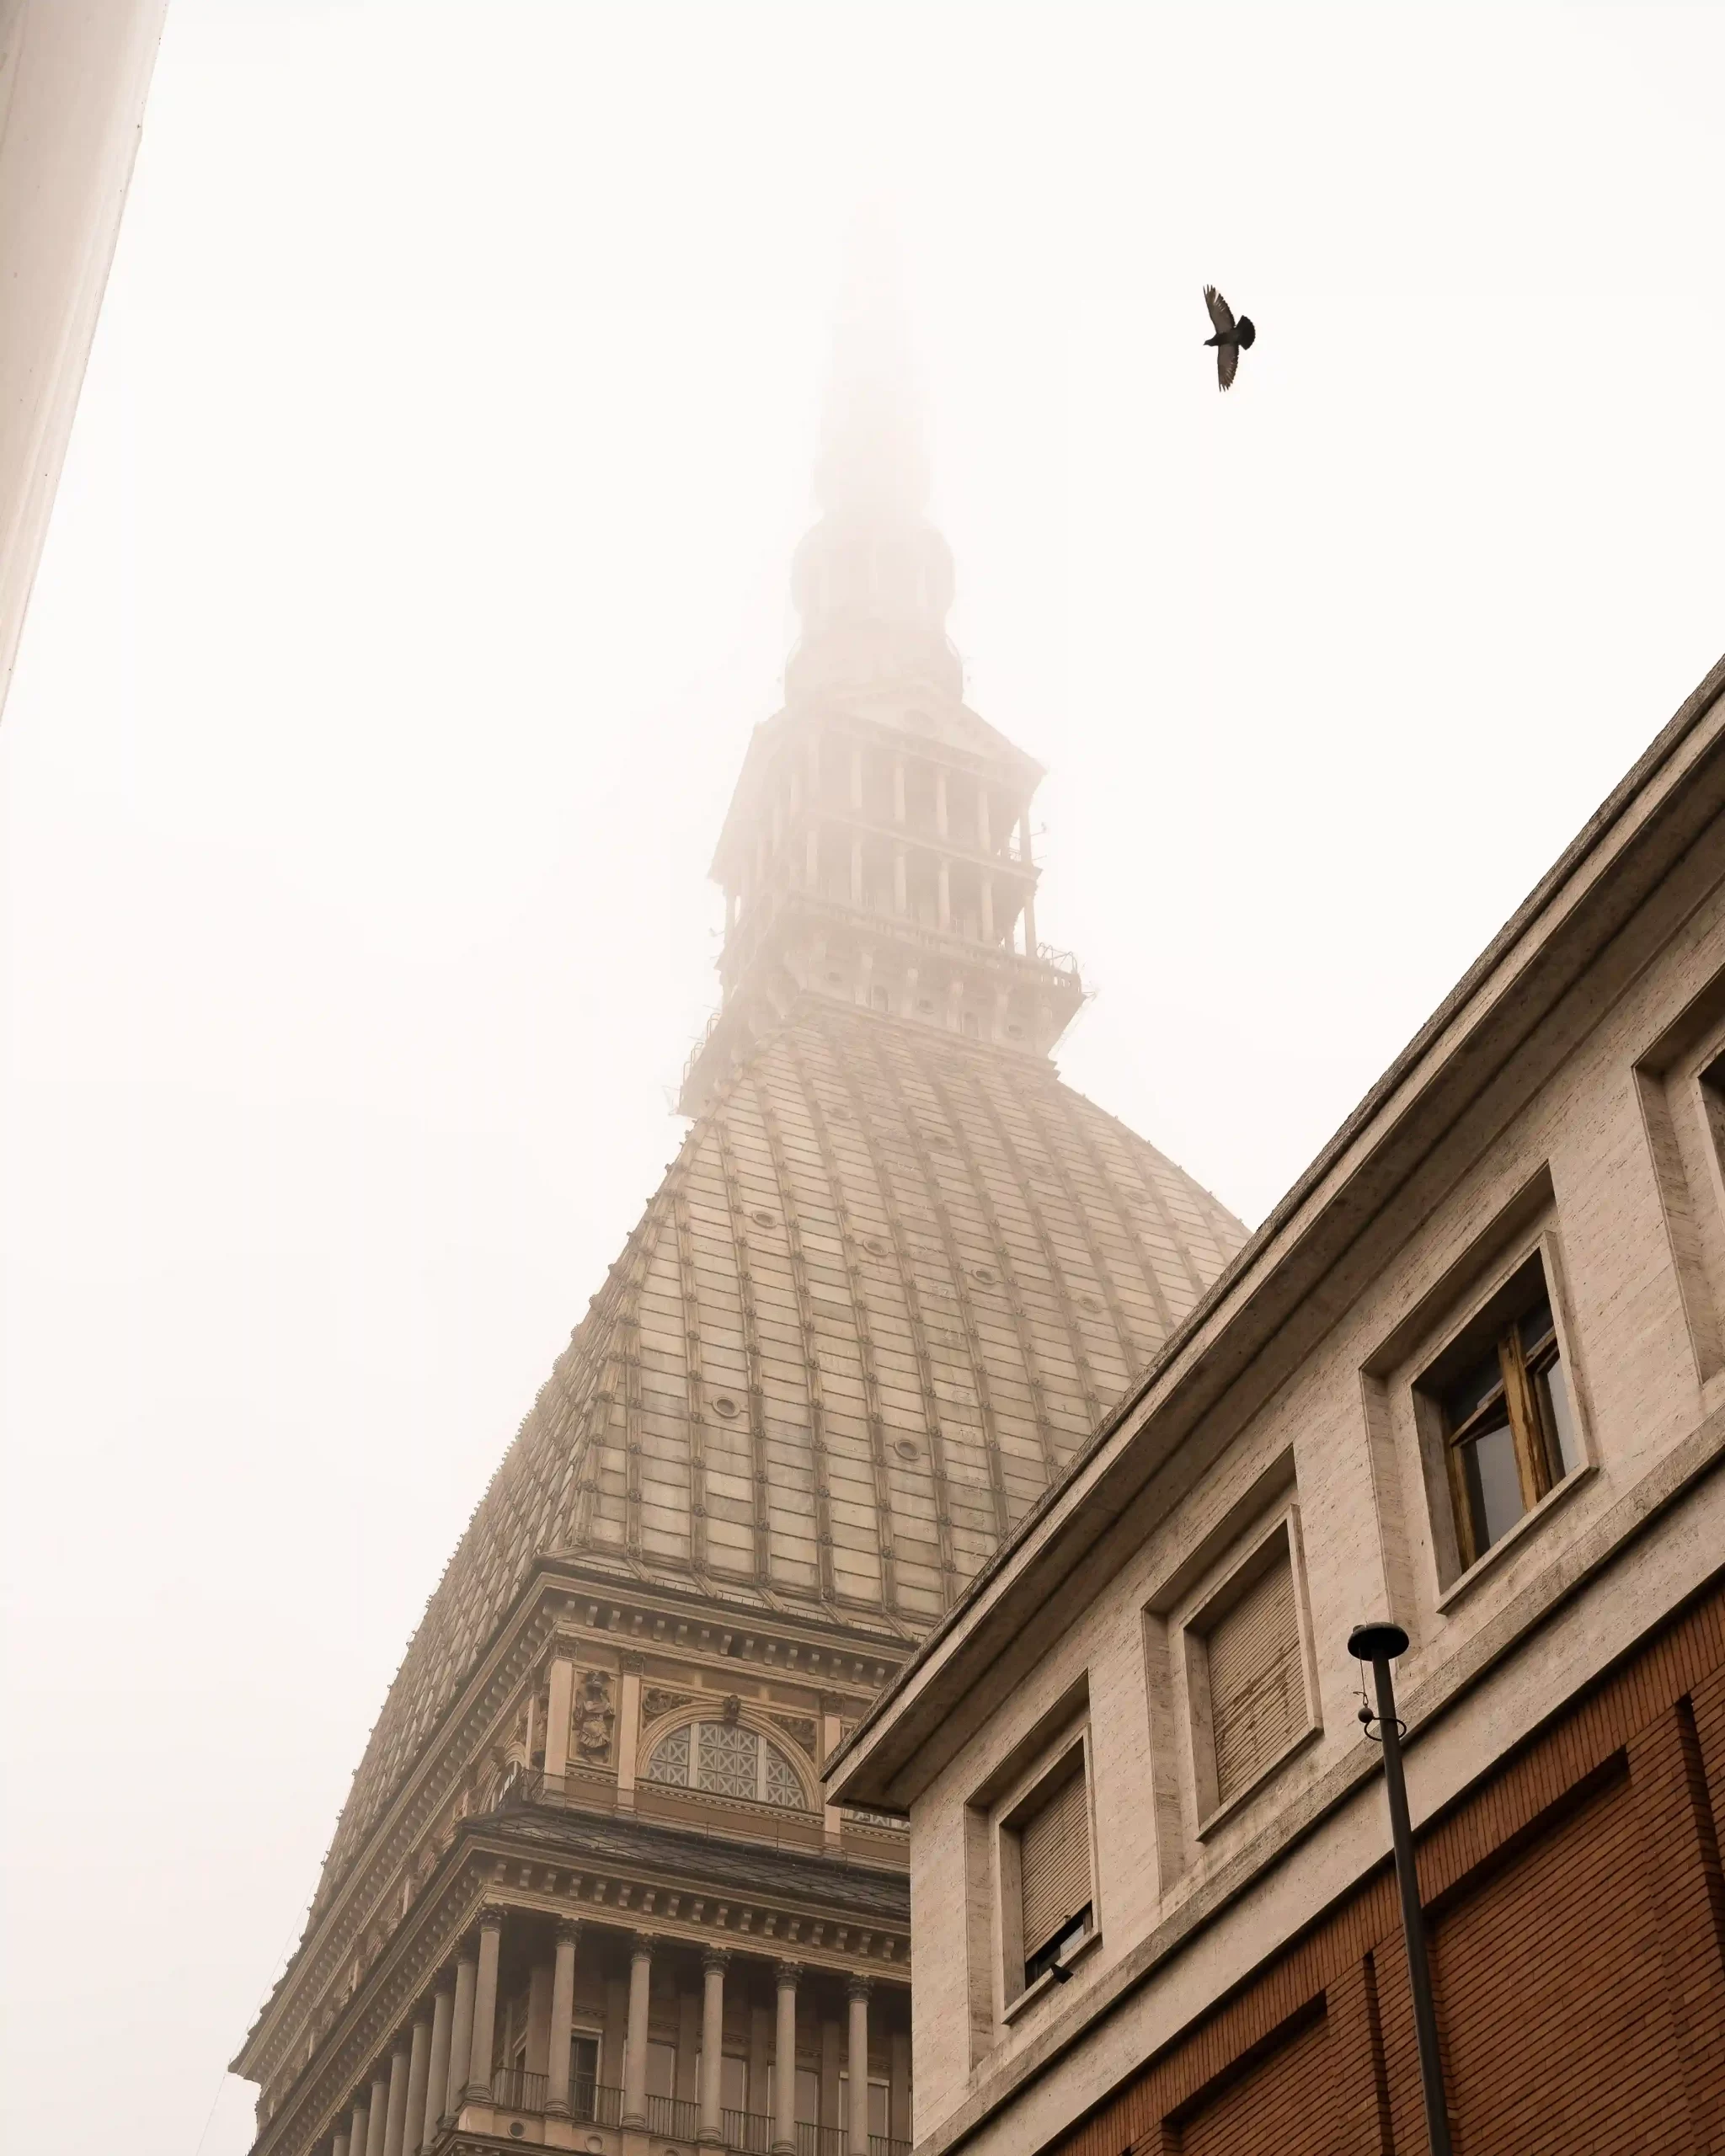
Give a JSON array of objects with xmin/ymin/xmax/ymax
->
[{"xmin": 232, "ymin": 284, "xmax": 1247, "ymax": 2156}]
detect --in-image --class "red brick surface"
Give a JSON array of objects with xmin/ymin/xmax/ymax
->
[{"xmin": 1049, "ymin": 1572, "xmax": 1725, "ymax": 2156}]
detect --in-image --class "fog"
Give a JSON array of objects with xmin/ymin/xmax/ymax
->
[{"xmin": 2, "ymin": 4, "xmax": 1721, "ymax": 2152}]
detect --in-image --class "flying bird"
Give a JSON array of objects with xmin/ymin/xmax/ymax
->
[{"xmin": 1203, "ymin": 286, "xmax": 1256, "ymax": 391}]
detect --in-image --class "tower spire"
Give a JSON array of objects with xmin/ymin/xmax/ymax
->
[
  {"xmin": 677, "ymin": 255, "xmax": 1082, "ymax": 1116},
  {"xmin": 788, "ymin": 223, "xmax": 960, "ymax": 703}
]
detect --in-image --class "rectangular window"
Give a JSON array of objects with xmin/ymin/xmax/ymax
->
[
  {"xmin": 569, "ymin": 2035, "xmax": 600, "ymax": 2121},
  {"xmin": 1205, "ymin": 1542, "xmax": 1306, "ymax": 1806},
  {"xmin": 1433, "ymin": 1260, "xmax": 1580, "ymax": 1569},
  {"xmin": 1017, "ymin": 1764, "xmax": 1092, "ymax": 1988}
]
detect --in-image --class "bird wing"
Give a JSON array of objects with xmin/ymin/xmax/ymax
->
[
  {"xmin": 1203, "ymin": 284, "xmax": 1236, "ymax": 338},
  {"xmin": 1216, "ymin": 340, "xmax": 1238, "ymax": 391}
]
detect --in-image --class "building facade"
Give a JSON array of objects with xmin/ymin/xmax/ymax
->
[
  {"xmin": 230, "ymin": 305, "xmax": 1246, "ymax": 2156},
  {"xmin": 830, "ymin": 658, "xmax": 1725, "ymax": 2154}
]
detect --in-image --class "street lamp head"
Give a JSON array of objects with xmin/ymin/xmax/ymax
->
[{"xmin": 1348, "ymin": 1621, "xmax": 1410, "ymax": 1663}]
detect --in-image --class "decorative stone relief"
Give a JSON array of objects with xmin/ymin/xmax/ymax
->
[
  {"xmin": 642, "ymin": 1686, "xmax": 699, "ymax": 1722},
  {"xmin": 573, "ymin": 1668, "xmax": 615, "ymax": 1762},
  {"xmin": 766, "ymin": 1713, "xmax": 818, "ymax": 1753}
]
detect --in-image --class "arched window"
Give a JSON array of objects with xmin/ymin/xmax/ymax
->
[{"xmin": 645, "ymin": 1720, "xmax": 807, "ymax": 1809}]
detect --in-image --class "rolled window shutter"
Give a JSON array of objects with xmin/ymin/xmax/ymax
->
[
  {"xmin": 1207, "ymin": 1548, "xmax": 1305, "ymax": 1805},
  {"xmin": 1019, "ymin": 1769, "xmax": 1090, "ymax": 1957}
]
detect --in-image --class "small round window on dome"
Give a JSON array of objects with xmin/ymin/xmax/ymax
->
[
  {"xmin": 972, "ymin": 1266, "xmax": 996, "ymax": 1286},
  {"xmin": 1080, "ymin": 1294, "xmax": 1102, "ymax": 1313},
  {"xmin": 713, "ymin": 1396, "xmax": 740, "ymax": 1417},
  {"xmin": 749, "ymin": 1208, "xmax": 775, "ymax": 1228},
  {"xmin": 893, "ymin": 1439, "xmax": 920, "ymax": 1461},
  {"xmin": 862, "ymin": 1235, "xmax": 887, "ymax": 1256}
]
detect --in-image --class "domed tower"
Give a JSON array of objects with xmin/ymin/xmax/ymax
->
[{"xmin": 231, "ymin": 276, "xmax": 1247, "ymax": 2156}]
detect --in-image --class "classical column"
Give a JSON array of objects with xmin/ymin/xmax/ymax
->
[
  {"xmin": 1022, "ymin": 887, "xmax": 1037, "ymax": 953},
  {"xmin": 382, "ymin": 2041, "xmax": 411, "ymax": 2156},
  {"xmin": 333, "ymin": 2133, "xmax": 350, "ymax": 2156},
  {"xmin": 423, "ymin": 1984, "xmax": 455, "ymax": 2150},
  {"xmin": 850, "ymin": 836, "xmax": 863, "ymax": 906},
  {"xmin": 349, "ymin": 2094, "xmax": 370, "ymax": 2156},
  {"xmin": 892, "ymin": 847, "xmax": 907, "ymax": 916},
  {"xmin": 445, "ymin": 1952, "xmax": 478, "ymax": 2124},
  {"xmin": 846, "ymin": 1977, "xmax": 871, "ymax": 2156},
  {"xmin": 546, "ymin": 1918, "xmax": 580, "ymax": 2116},
  {"xmin": 465, "ymin": 1910, "xmax": 504, "ymax": 2102},
  {"xmin": 698, "ymin": 1948, "xmax": 729, "ymax": 2143},
  {"xmin": 366, "ymin": 2071, "xmax": 389, "ymax": 2156},
  {"xmin": 975, "ymin": 785, "xmax": 991, "ymax": 854},
  {"xmin": 934, "ymin": 770, "xmax": 949, "ymax": 841},
  {"xmin": 622, "ymin": 1934, "xmax": 654, "ymax": 2127},
  {"xmin": 772, "ymin": 1963, "xmax": 800, "ymax": 2156},
  {"xmin": 979, "ymin": 874, "xmax": 994, "ymax": 943},
  {"xmin": 543, "ymin": 1653, "xmax": 575, "ymax": 1785},
  {"xmin": 617, "ymin": 1658, "xmax": 643, "ymax": 1810},
  {"xmin": 937, "ymin": 860, "xmax": 951, "ymax": 931},
  {"xmin": 403, "ymin": 2015, "xmax": 432, "ymax": 2155}
]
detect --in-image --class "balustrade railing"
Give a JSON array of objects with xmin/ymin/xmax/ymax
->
[
  {"xmin": 721, "ymin": 2108, "xmax": 777, "ymax": 2153},
  {"xmin": 489, "ymin": 2066, "xmax": 547, "ymax": 2115},
  {"xmin": 571, "ymin": 2078, "xmax": 622, "ymax": 2126},
  {"xmin": 647, "ymin": 2092, "xmax": 701, "ymax": 2142},
  {"xmin": 466, "ymin": 2070, "xmax": 904, "ymax": 2156}
]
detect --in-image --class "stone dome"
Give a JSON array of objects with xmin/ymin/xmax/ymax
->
[{"xmin": 320, "ymin": 1000, "xmax": 1245, "ymax": 1891}]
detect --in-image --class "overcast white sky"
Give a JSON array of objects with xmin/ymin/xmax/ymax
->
[{"xmin": 3, "ymin": 4, "xmax": 1722, "ymax": 2152}]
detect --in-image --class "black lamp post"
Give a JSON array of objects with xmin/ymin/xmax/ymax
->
[{"xmin": 1348, "ymin": 1621, "xmax": 1453, "ymax": 2156}]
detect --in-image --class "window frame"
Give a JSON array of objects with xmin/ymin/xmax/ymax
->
[
  {"xmin": 991, "ymin": 1722, "xmax": 1099, "ymax": 2017},
  {"xmin": 639, "ymin": 1711, "xmax": 814, "ymax": 1812},
  {"xmin": 1412, "ymin": 1235, "xmax": 1593, "ymax": 1593},
  {"xmin": 1180, "ymin": 1506, "xmax": 1320, "ymax": 1838}
]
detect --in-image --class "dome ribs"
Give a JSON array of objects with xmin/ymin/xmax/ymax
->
[
  {"xmin": 746, "ymin": 1064, "xmax": 843, "ymax": 1609},
  {"xmin": 781, "ymin": 1026, "xmax": 906, "ymax": 1621},
  {"xmin": 1008, "ymin": 1072, "xmax": 1152, "ymax": 1384},
  {"xmin": 668, "ymin": 1166, "xmax": 713, "ymax": 1584},
  {"xmin": 853, "ymin": 1019, "xmax": 1014, "ymax": 1547},
  {"xmin": 302, "ymin": 1004, "xmax": 1250, "ymax": 1914},
  {"xmin": 914, "ymin": 1038, "xmax": 1104, "ymax": 1450},
  {"xmin": 824, "ymin": 1017, "xmax": 969, "ymax": 1605},
  {"xmin": 711, "ymin": 1113, "xmax": 783, "ymax": 1595},
  {"xmin": 901, "ymin": 1030, "xmax": 1078, "ymax": 1483},
  {"xmin": 1063, "ymin": 1097, "xmax": 1190, "ymax": 1340}
]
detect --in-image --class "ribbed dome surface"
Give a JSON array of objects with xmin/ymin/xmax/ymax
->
[{"xmin": 323, "ymin": 1003, "xmax": 1246, "ymax": 1884}]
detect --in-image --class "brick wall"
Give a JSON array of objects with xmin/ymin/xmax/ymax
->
[{"xmin": 1047, "ymin": 1570, "xmax": 1725, "ymax": 2156}]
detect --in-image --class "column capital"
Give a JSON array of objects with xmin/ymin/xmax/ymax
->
[
  {"xmin": 702, "ymin": 1945, "xmax": 731, "ymax": 1975},
  {"xmin": 846, "ymin": 1972, "xmax": 873, "ymax": 2002},
  {"xmin": 476, "ymin": 1903, "xmax": 505, "ymax": 1933},
  {"xmin": 555, "ymin": 1914, "xmax": 582, "ymax": 1947},
  {"xmin": 773, "ymin": 1958, "xmax": 803, "ymax": 1989},
  {"xmin": 629, "ymin": 1929, "xmax": 656, "ymax": 1961}
]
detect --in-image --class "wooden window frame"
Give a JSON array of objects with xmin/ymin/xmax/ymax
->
[
  {"xmin": 1414, "ymin": 1243, "xmax": 1589, "ymax": 1582},
  {"xmin": 1441, "ymin": 1306, "xmax": 1565, "ymax": 1571}
]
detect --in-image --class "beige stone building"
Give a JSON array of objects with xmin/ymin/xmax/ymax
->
[
  {"xmin": 830, "ymin": 658, "xmax": 1725, "ymax": 2154},
  {"xmin": 231, "ymin": 307, "xmax": 1245, "ymax": 2156},
  {"xmin": 0, "ymin": 0, "xmax": 168, "ymax": 720}
]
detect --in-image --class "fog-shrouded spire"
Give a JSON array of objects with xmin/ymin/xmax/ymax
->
[{"xmin": 788, "ymin": 218, "xmax": 960, "ymax": 702}]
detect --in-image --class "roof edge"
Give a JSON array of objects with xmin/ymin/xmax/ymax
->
[{"xmin": 828, "ymin": 646, "xmax": 1725, "ymax": 1805}]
